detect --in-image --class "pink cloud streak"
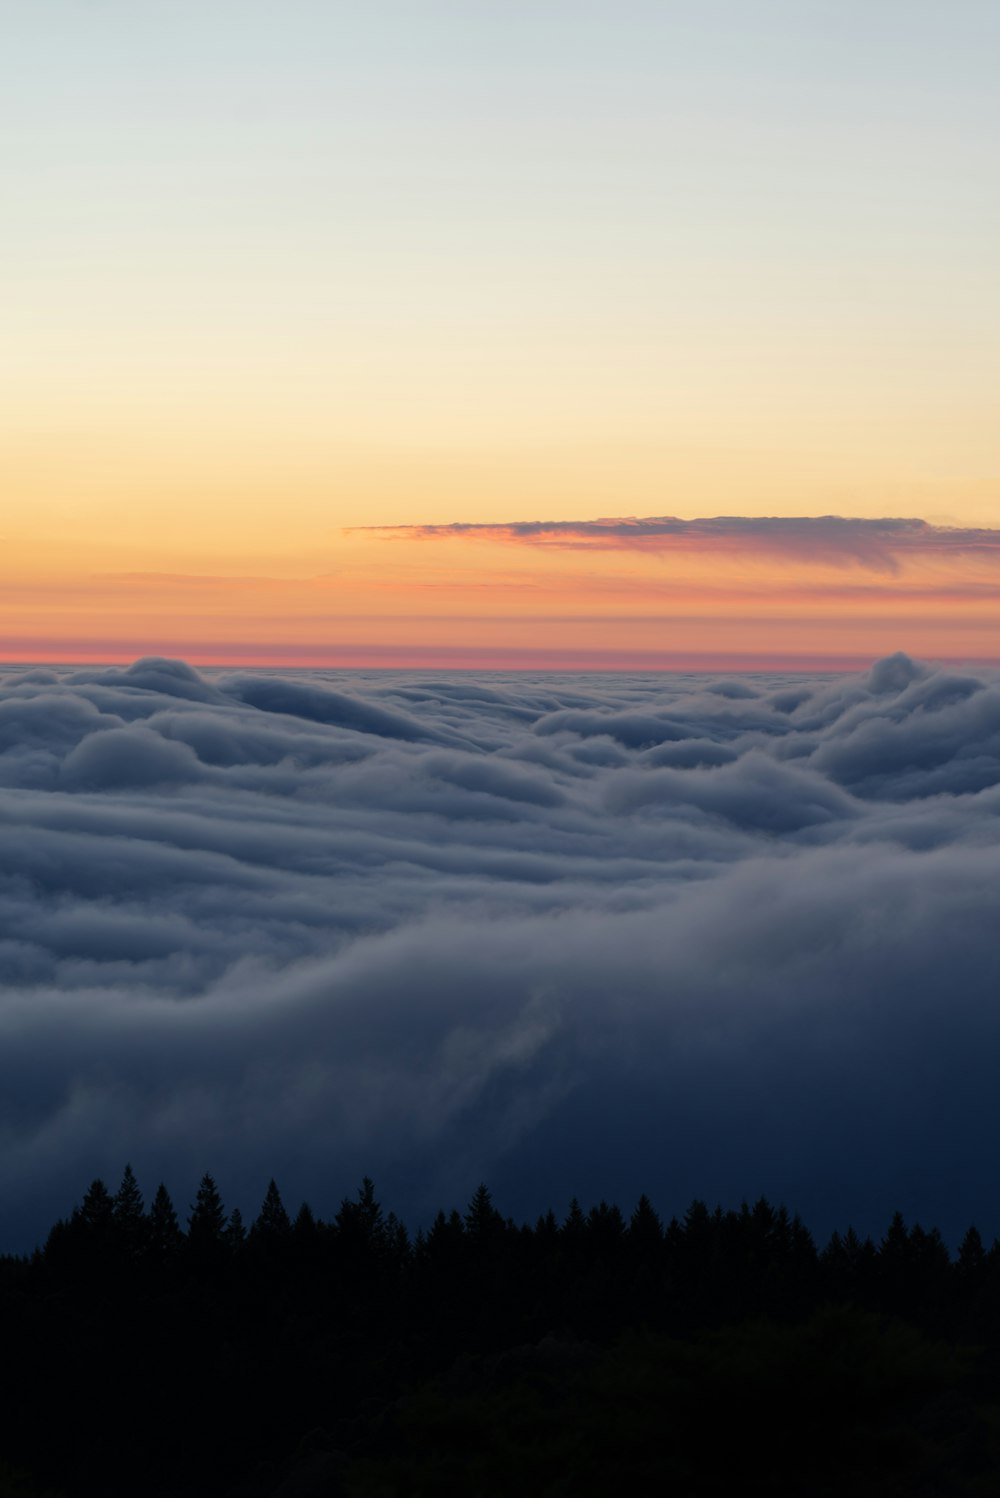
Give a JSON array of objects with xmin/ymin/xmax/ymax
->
[{"xmin": 363, "ymin": 515, "xmax": 1000, "ymax": 572}]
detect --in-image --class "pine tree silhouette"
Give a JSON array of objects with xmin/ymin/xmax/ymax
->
[
  {"xmin": 63, "ymin": 1178, "xmax": 116, "ymax": 1279},
  {"xmin": 464, "ymin": 1183, "xmax": 503, "ymax": 1247},
  {"xmin": 562, "ymin": 1198, "xmax": 587, "ymax": 1248},
  {"xmin": 148, "ymin": 1183, "xmax": 183, "ymax": 1261},
  {"xmin": 423, "ymin": 1209, "xmax": 465, "ymax": 1277},
  {"xmin": 587, "ymin": 1200, "xmax": 626, "ymax": 1255},
  {"xmin": 187, "ymin": 1174, "xmax": 227, "ymax": 1270},
  {"xmin": 78, "ymin": 1178, "xmax": 115, "ymax": 1234},
  {"xmin": 536, "ymin": 1209, "xmax": 559, "ymax": 1242},
  {"xmin": 336, "ymin": 1178, "xmax": 384, "ymax": 1248},
  {"xmin": 113, "ymin": 1163, "xmax": 146, "ymax": 1259},
  {"xmin": 253, "ymin": 1179, "xmax": 291, "ymax": 1239},
  {"xmin": 355, "ymin": 1177, "xmax": 384, "ymax": 1243},
  {"xmin": 293, "ymin": 1202, "xmax": 317, "ymax": 1237},
  {"xmin": 225, "ymin": 1207, "xmax": 247, "ymax": 1251},
  {"xmin": 958, "ymin": 1224, "xmax": 986, "ymax": 1277},
  {"xmin": 629, "ymin": 1194, "xmax": 663, "ymax": 1256},
  {"xmin": 880, "ymin": 1210, "xmax": 910, "ymax": 1263},
  {"xmin": 384, "ymin": 1210, "xmax": 410, "ymax": 1264}
]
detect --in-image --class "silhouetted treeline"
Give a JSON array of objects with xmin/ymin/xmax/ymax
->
[{"xmin": 3, "ymin": 1169, "xmax": 1000, "ymax": 1495}]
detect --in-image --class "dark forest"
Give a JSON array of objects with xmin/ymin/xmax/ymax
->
[{"xmin": 3, "ymin": 1169, "xmax": 1000, "ymax": 1495}]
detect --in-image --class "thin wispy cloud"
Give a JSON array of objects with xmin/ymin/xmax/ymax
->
[{"xmin": 366, "ymin": 516, "xmax": 1000, "ymax": 572}]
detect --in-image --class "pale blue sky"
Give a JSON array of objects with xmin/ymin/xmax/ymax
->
[{"xmin": 4, "ymin": 1, "xmax": 999, "ymax": 533}]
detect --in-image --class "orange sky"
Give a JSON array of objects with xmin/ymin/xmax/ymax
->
[
  {"xmin": 4, "ymin": 4, "xmax": 1000, "ymax": 670},
  {"xmin": 4, "ymin": 520, "xmax": 1000, "ymax": 671}
]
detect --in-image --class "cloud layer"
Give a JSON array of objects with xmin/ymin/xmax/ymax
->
[
  {"xmin": 372, "ymin": 515, "xmax": 1000, "ymax": 571},
  {"xmin": 2, "ymin": 652, "xmax": 1000, "ymax": 1248}
]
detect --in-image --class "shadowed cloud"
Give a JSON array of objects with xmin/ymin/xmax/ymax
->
[{"xmin": 1, "ymin": 652, "xmax": 1000, "ymax": 1248}]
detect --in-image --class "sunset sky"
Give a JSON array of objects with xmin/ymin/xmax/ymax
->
[{"xmin": 4, "ymin": 1, "xmax": 999, "ymax": 668}]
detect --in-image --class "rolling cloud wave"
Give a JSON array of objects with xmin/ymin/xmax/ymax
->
[{"xmin": 2, "ymin": 652, "xmax": 1000, "ymax": 1246}]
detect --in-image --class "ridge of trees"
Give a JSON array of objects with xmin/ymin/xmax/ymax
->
[
  {"xmin": 4, "ymin": 1168, "xmax": 1000, "ymax": 1496},
  {"xmin": 19, "ymin": 1165, "xmax": 992, "ymax": 1301}
]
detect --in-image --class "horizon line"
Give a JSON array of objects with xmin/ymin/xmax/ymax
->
[{"xmin": 5, "ymin": 647, "xmax": 1000, "ymax": 676}]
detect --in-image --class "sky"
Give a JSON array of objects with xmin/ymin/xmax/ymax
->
[
  {"xmin": 4, "ymin": 1, "xmax": 999, "ymax": 667},
  {"xmin": 3, "ymin": 651, "xmax": 1000, "ymax": 1248}
]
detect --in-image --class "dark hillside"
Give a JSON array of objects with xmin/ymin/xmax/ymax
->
[{"xmin": 3, "ymin": 1172, "xmax": 1000, "ymax": 1495}]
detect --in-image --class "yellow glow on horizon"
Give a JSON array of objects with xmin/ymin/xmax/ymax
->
[
  {"xmin": 5, "ymin": 4, "xmax": 1000, "ymax": 668},
  {"xmin": 5, "ymin": 524, "xmax": 1000, "ymax": 671}
]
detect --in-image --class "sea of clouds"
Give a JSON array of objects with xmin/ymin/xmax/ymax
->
[{"xmin": 2, "ymin": 651, "xmax": 1000, "ymax": 1249}]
